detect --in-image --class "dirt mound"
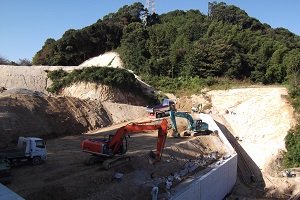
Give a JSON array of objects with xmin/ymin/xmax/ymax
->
[
  {"xmin": 0, "ymin": 92, "xmax": 111, "ymax": 147},
  {"xmin": 61, "ymin": 82, "xmax": 148, "ymax": 106}
]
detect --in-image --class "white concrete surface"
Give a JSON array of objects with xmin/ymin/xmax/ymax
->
[
  {"xmin": 171, "ymin": 114, "xmax": 237, "ymax": 200},
  {"xmin": 0, "ymin": 183, "xmax": 24, "ymax": 200}
]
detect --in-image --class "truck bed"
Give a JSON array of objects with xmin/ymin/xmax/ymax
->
[
  {"xmin": 0, "ymin": 149, "xmax": 25, "ymax": 159},
  {"xmin": 146, "ymin": 105, "xmax": 170, "ymax": 113}
]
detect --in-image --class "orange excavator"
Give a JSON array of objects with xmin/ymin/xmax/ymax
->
[{"xmin": 82, "ymin": 119, "xmax": 168, "ymax": 170}]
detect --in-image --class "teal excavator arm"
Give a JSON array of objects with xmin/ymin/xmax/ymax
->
[
  {"xmin": 170, "ymin": 111, "xmax": 193, "ymax": 131},
  {"xmin": 169, "ymin": 111, "xmax": 194, "ymax": 137},
  {"xmin": 169, "ymin": 111, "xmax": 209, "ymax": 137}
]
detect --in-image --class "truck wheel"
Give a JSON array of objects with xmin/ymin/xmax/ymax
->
[
  {"xmin": 156, "ymin": 113, "xmax": 161, "ymax": 118},
  {"xmin": 32, "ymin": 157, "xmax": 42, "ymax": 166}
]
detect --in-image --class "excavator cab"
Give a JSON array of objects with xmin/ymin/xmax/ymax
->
[
  {"xmin": 194, "ymin": 119, "xmax": 203, "ymax": 130},
  {"xmin": 108, "ymin": 134, "xmax": 128, "ymax": 155}
]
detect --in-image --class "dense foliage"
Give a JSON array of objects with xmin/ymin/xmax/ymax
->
[
  {"xmin": 33, "ymin": 2, "xmax": 300, "ymax": 87},
  {"xmin": 283, "ymin": 125, "xmax": 300, "ymax": 168},
  {"xmin": 46, "ymin": 67, "xmax": 143, "ymax": 95},
  {"xmin": 120, "ymin": 8, "xmax": 300, "ymax": 85},
  {"xmin": 33, "ymin": 2, "xmax": 145, "ymax": 66},
  {"xmin": 36, "ymin": 2, "xmax": 300, "ymax": 167}
]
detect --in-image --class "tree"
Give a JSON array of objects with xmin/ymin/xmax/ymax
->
[
  {"xmin": 103, "ymin": 2, "xmax": 145, "ymax": 25},
  {"xmin": 0, "ymin": 55, "xmax": 10, "ymax": 65},
  {"xmin": 118, "ymin": 22, "xmax": 149, "ymax": 74},
  {"xmin": 18, "ymin": 58, "xmax": 32, "ymax": 66},
  {"xmin": 32, "ymin": 38, "xmax": 56, "ymax": 65},
  {"xmin": 284, "ymin": 49, "xmax": 300, "ymax": 97},
  {"xmin": 265, "ymin": 48, "xmax": 287, "ymax": 83}
]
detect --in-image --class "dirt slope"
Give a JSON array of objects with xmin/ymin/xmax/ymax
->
[
  {"xmin": 0, "ymin": 88, "xmax": 147, "ymax": 148},
  {"xmin": 2, "ymin": 85, "xmax": 298, "ymax": 199},
  {"xmin": 165, "ymin": 86, "xmax": 299, "ymax": 199}
]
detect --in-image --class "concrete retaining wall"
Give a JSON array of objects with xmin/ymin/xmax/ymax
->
[{"xmin": 171, "ymin": 114, "xmax": 237, "ymax": 200}]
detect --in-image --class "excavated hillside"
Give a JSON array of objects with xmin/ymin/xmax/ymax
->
[
  {"xmin": 0, "ymin": 53, "xmax": 151, "ymax": 147},
  {"xmin": 0, "ymin": 87, "xmax": 148, "ymax": 148}
]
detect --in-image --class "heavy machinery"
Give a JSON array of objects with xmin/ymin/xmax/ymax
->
[
  {"xmin": 0, "ymin": 137, "xmax": 47, "ymax": 166},
  {"xmin": 146, "ymin": 98, "xmax": 176, "ymax": 118},
  {"xmin": 82, "ymin": 119, "xmax": 168, "ymax": 170},
  {"xmin": 0, "ymin": 158, "xmax": 11, "ymax": 184},
  {"xmin": 169, "ymin": 111, "xmax": 209, "ymax": 137},
  {"xmin": 191, "ymin": 103, "xmax": 202, "ymax": 113}
]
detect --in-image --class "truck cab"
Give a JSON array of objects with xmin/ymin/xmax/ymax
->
[
  {"xmin": 18, "ymin": 137, "xmax": 47, "ymax": 160},
  {"xmin": 0, "ymin": 137, "xmax": 47, "ymax": 166}
]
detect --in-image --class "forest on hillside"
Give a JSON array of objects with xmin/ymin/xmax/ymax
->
[
  {"xmin": 33, "ymin": 2, "xmax": 300, "ymax": 85},
  {"xmin": 33, "ymin": 2, "xmax": 300, "ymax": 167}
]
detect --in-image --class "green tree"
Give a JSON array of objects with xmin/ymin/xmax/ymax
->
[
  {"xmin": 284, "ymin": 49, "xmax": 300, "ymax": 97},
  {"xmin": 32, "ymin": 38, "xmax": 56, "ymax": 65},
  {"xmin": 118, "ymin": 22, "xmax": 149, "ymax": 74},
  {"xmin": 283, "ymin": 126, "xmax": 300, "ymax": 167}
]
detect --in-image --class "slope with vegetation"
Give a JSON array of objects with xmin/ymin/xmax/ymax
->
[{"xmin": 29, "ymin": 2, "xmax": 300, "ymax": 168}]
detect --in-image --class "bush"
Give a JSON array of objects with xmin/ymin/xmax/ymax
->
[
  {"xmin": 46, "ymin": 67, "xmax": 143, "ymax": 94},
  {"xmin": 283, "ymin": 126, "xmax": 300, "ymax": 167},
  {"xmin": 46, "ymin": 69, "xmax": 68, "ymax": 81}
]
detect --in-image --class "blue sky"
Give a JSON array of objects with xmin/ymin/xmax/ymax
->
[{"xmin": 1, "ymin": 0, "xmax": 299, "ymax": 62}]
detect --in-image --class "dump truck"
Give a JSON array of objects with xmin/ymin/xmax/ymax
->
[
  {"xmin": 146, "ymin": 98, "xmax": 176, "ymax": 118},
  {"xmin": 0, "ymin": 158, "xmax": 11, "ymax": 184},
  {"xmin": 0, "ymin": 137, "xmax": 47, "ymax": 166}
]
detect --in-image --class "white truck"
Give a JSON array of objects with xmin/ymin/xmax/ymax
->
[{"xmin": 0, "ymin": 137, "xmax": 47, "ymax": 166}]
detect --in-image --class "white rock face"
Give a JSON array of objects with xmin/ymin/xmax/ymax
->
[
  {"xmin": 0, "ymin": 65, "xmax": 84, "ymax": 94},
  {"xmin": 79, "ymin": 52, "xmax": 123, "ymax": 67},
  {"xmin": 0, "ymin": 52, "xmax": 128, "ymax": 96},
  {"xmin": 208, "ymin": 87, "xmax": 295, "ymax": 170}
]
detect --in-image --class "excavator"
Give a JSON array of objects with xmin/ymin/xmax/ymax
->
[
  {"xmin": 82, "ymin": 119, "xmax": 168, "ymax": 170},
  {"xmin": 169, "ymin": 111, "xmax": 210, "ymax": 137},
  {"xmin": 191, "ymin": 103, "xmax": 202, "ymax": 113}
]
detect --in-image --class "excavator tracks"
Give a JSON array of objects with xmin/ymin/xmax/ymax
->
[{"xmin": 102, "ymin": 156, "xmax": 131, "ymax": 170}]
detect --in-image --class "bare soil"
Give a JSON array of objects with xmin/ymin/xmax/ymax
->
[
  {"xmin": 7, "ymin": 121, "xmax": 227, "ymax": 200},
  {"xmin": 1, "ymin": 86, "xmax": 299, "ymax": 200}
]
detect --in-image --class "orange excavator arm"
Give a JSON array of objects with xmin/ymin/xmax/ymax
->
[
  {"xmin": 155, "ymin": 118, "xmax": 168, "ymax": 161},
  {"xmin": 108, "ymin": 119, "xmax": 168, "ymax": 161}
]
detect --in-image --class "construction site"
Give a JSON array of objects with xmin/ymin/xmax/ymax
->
[{"xmin": 0, "ymin": 51, "xmax": 299, "ymax": 200}]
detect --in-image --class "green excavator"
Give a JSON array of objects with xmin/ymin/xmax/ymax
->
[{"xmin": 169, "ymin": 111, "xmax": 210, "ymax": 137}]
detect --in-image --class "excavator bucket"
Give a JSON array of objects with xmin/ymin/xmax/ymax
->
[
  {"xmin": 146, "ymin": 150, "xmax": 157, "ymax": 164},
  {"xmin": 172, "ymin": 130, "xmax": 181, "ymax": 138}
]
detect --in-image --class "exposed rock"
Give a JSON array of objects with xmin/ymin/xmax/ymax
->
[{"xmin": 61, "ymin": 82, "xmax": 148, "ymax": 106}]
